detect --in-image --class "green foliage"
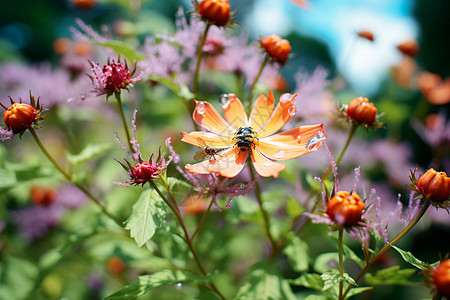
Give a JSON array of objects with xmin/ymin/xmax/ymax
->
[
  {"xmin": 320, "ymin": 269, "xmax": 356, "ymax": 291},
  {"xmin": 125, "ymin": 189, "xmax": 167, "ymax": 247},
  {"xmin": 150, "ymin": 76, "xmax": 195, "ymax": 101},
  {"xmin": 289, "ymin": 273, "xmax": 324, "ymax": 290},
  {"xmin": 0, "ymin": 162, "xmax": 54, "ymax": 192},
  {"xmin": 392, "ymin": 246, "xmax": 428, "ymax": 270},
  {"xmin": 283, "ymin": 232, "xmax": 310, "ymax": 272},
  {"xmin": 286, "ymin": 196, "xmax": 305, "ymax": 218},
  {"xmin": 365, "ymin": 266, "xmax": 416, "ymax": 286},
  {"xmin": 235, "ymin": 262, "xmax": 297, "ymax": 300},
  {"xmin": 0, "ymin": 256, "xmax": 39, "ymax": 300},
  {"xmin": 66, "ymin": 143, "xmax": 111, "ymax": 166},
  {"xmin": 105, "ymin": 269, "xmax": 210, "ymax": 299}
]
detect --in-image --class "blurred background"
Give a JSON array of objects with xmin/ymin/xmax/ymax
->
[{"xmin": 0, "ymin": 0, "xmax": 449, "ymax": 299}]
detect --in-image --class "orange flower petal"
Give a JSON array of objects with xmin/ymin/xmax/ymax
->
[
  {"xmin": 185, "ymin": 147, "xmax": 247, "ymax": 178},
  {"xmin": 257, "ymin": 93, "xmax": 298, "ymax": 138},
  {"xmin": 222, "ymin": 94, "xmax": 248, "ymax": 130},
  {"xmin": 249, "ymin": 90, "xmax": 275, "ymax": 131},
  {"xmin": 251, "ymin": 148, "xmax": 286, "ymax": 178},
  {"xmin": 181, "ymin": 131, "xmax": 234, "ymax": 148},
  {"xmin": 258, "ymin": 124, "xmax": 326, "ymax": 159},
  {"xmin": 193, "ymin": 100, "xmax": 235, "ymax": 137}
]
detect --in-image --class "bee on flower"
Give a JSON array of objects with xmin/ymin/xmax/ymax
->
[{"xmin": 181, "ymin": 91, "xmax": 326, "ymax": 178}]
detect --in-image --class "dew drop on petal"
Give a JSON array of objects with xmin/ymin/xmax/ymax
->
[
  {"xmin": 274, "ymin": 149, "xmax": 286, "ymax": 159},
  {"xmin": 288, "ymin": 105, "xmax": 296, "ymax": 116},
  {"xmin": 197, "ymin": 101, "xmax": 205, "ymax": 115},
  {"xmin": 305, "ymin": 131, "xmax": 326, "ymax": 150},
  {"xmin": 239, "ymin": 183, "xmax": 245, "ymax": 188},
  {"xmin": 220, "ymin": 94, "xmax": 229, "ymax": 106},
  {"xmin": 280, "ymin": 93, "xmax": 294, "ymax": 103}
]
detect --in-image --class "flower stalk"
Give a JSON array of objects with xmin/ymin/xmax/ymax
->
[
  {"xmin": 247, "ymin": 54, "xmax": 269, "ymax": 115},
  {"xmin": 342, "ymin": 199, "xmax": 432, "ymax": 298},
  {"xmin": 338, "ymin": 226, "xmax": 344, "ymax": 300},
  {"xmin": 115, "ymin": 92, "xmax": 134, "ymax": 151},
  {"xmin": 193, "ymin": 23, "xmax": 211, "ymax": 95},
  {"xmin": 191, "ymin": 198, "xmax": 214, "ymax": 242},
  {"xmin": 29, "ymin": 127, "xmax": 124, "ymax": 227}
]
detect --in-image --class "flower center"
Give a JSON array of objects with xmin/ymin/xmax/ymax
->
[{"xmin": 234, "ymin": 127, "xmax": 257, "ymax": 153}]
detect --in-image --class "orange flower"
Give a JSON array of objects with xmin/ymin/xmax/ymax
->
[
  {"xmin": 181, "ymin": 91, "xmax": 326, "ymax": 178},
  {"xmin": 432, "ymin": 259, "xmax": 450, "ymax": 298},
  {"xmin": 198, "ymin": 0, "xmax": 231, "ymax": 27},
  {"xmin": 326, "ymin": 191, "xmax": 365, "ymax": 227},
  {"xmin": 345, "ymin": 97, "xmax": 378, "ymax": 126},
  {"xmin": 415, "ymin": 168, "xmax": 450, "ymax": 202},
  {"xmin": 260, "ymin": 34, "xmax": 292, "ymax": 64}
]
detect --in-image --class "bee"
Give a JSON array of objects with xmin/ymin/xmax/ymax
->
[
  {"xmin": 233, "ymin": 127, "xmax": 258, "ymax": 153},
  {"xmin": 193, "ymin": 138, "xmax": 222, "ymax": 164}
]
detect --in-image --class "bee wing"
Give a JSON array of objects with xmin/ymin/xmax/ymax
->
[
  {"xmin": 196, "ymin": 137, "xmax": 207, "ymax": 147},
  {"xmin": 193, "ymin": 151, "xmax": 206, "ymax": 160}
]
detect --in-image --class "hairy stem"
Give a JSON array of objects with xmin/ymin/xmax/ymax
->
[
  {"xmin": 193, "ymin": 23, "xmax": 211, "ymax": 95},
  {"xmin": 247, "ymin": 159, "xmax": 277, "ymax": 255},
  {"xmin": 115, "ymin": 92, "xmax": 134, "ymax": 151},
  {"xmin": 191, "ymin": 198, "xmax": 214, "ymax": 242},
  {"xmin": 342, "ymin": 200, "xmax": 431, "ymax": 298},
  {"xmin": 247, "ymin": 54, "xmax": 269, "ymax": 115},
  {"xmin": 29, "ymin": 128, "xmax": 124, "ymax": 227},
  {"xmin": 338, "ymin": 227, "xmax": 344, "ymax": 300},
  {"xmin": 150, "ymin": 179, "xmax": 226, "ymax": 300}
]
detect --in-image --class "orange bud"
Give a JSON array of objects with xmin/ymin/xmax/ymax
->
[
  {"xmin": 73, "ymin": 41, "xmax": 92, "ymax": 57},
  {"xmin": 345, "ymin": 97, "xmax": 378, "ymax": 125},
  {"xmin": 4, "ymin": 103, "xmax": 39, "ymax": 133},
  {"xmin": 432, "ymin": 259, "xmax": 450, "ymax": 298},
  {"xmin": 416, "ymin": 168, "xmax": 450, "ymax": 202},
  {"xmin": 52, "ymin": 38, "xmax": 72, "ymax": 55},
  {"xmin": 417, "ymin": 72, "xmax": 442, "ymax": 95},
  {"xmin": 198, "ymin": 0, "xmax": 231, "ymax": 27},
  {"xmin": 31, "ymin": 187, "xmax": 57, "ymax": 206},
  {"xmin": 260, "ymin": 34, "xmax": 291, "ymax": 64},
  {"xmin": 71, "ymin": 0, "xmax": 95, "ymax": 10},
  {"xmin": 396, "ymin": 39, "xmax": 419, "ymax": 57},
  {"xmin": 357, "ymin": 30, "xmax": 374, "ymax": 42},
  {"xmin": 106, "ymin": 256, "xmax": 125, "ymax": 275},
  {"xmin": 427, "ymin": 78, "xmax": 450, "ymax": 105},
  {"xmin": 326, "ymin": 191, "xmax": 365, "ymax": 227}
]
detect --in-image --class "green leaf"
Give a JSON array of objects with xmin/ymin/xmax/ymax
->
[
  {"xmin": 126, "ymin": 189, "xmax": 167, "ymax": 247},
  {"xmin": 194, "ymin": 285, "xmax": 223, "ymax": 300},
  {"xmin": 93, "ymin": 40, "xmax": 145, "ymax": 62},
  {"xmin": 392, "ymin": 246, "xmax": 427, "ymax": 270},
  {"xmin": 236, "ymin": 262, "xmax": 297, "ymax": 300},
  {"xmin": 321, "ymin": 269, "xmax": 356, "ymax": 291},
  {"xmin": 0, "ymin": 167, "xmax": 16, "ymax": 191},
  {"xmin": 283, "ymin": 233, "xmax": 309, "ymax": 272},
  {"xmin": 343, "ymin": 245, "xmax": 364, "ymax": 267},
  {"xmin": 105, "ymin": 269, "xmax": 208, "ymax": 299},
  {"xmin": 286, "ymin": 196, "xmax": 304, "ymax": 218},
  {"xmin": 1, "ymin": 256, "xmax": 39, "ymax": 300},
  {"xmin": 150, "ymin": 75, "xmax": 195, "ymax": 100},
  {"xmin": 66, "ymin": 143, "xmax": 111, "ymax": 166},
  {"xmin": 314, "ymin": 253, "xmax": 338, "ymax": 274},
  {"xmin": 365, "ymin": 265, "xmax": 416, "ymax": 286},
  {"xmin": 345, "ymin": 287, "xmax": 373, "ymax": 298},
  {"xmin": 289, "ymin": 273, "xmax": 323, "ymax": 290}
]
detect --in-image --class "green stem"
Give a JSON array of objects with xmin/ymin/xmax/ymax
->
[
  {"xmin": 29, "ymin": 128, "xmax": 124, "ymax": 227},
  {"xmin": 115, "ymin": 92, "xmax": 133, "ymax": 151},
  {"xmin": 342, "ymin": 200, "xmax": 431, "ymax": 298},
  {"xmin": 191, "ymin": 198, "xmax": 214, "ymax": 242},
  {"xmin": 149, "ymin": 179, "xmax": 226, "ymax": 300},
  {"xmin": 247, "ymin": 159, "xmax": 277, "ymax": 255},
  {"xmin": 193, "ymin": 23, "xmax": 211, "ymax": 95},
  {"xmin": 338, "ymin": 227, "xmax": 344, "ymax": 300},
  {"xmin": 247, "ymin": 54, "xmax": 269, "ymax": 115}
]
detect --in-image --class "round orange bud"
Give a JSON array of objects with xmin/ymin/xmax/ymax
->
[
  {"xmin": 52, "ymin": 38, "xmax": 72, "ymax": 55},
  {"xmin": 357, "ymin": 30, "xmax": 374, "ymax": 42},
  {"xmin": 71, "ymin": 0, "xmax": 95, "ymax": 10},
  {"xmin": 417, "ymin": 72, "xmax": 442, "ymax": 95},
  {"xmin": 432, "ymin": 259, "xmax": 450, "ymax": 298},
  {"xmin": 416, "ymin": 168, "xmax": 450, "ymax": 202},
  {"xmin": 106, "ymin": 256, "xmax": 125, "ymax": 275},
  {"xmin": 345, "ymin": 97, "xmax": 378, "ymax": 125},
  {"xmin": 73, "ymin": 41, "xmax": 91, "ymax": 57},
  {"xmin": 31, "ymin": 187, "xmax": 57, "ymax": 206},
  {"xmin": 260, "ymin": 34, "xmax": 292, "ymax": 64},
  {"xmin": 396, "ymin": 39, "xmax": 419, "ymax": 57},
  {"xmin": 198, "ymin": 0, "xmax": 231, "ymax": 27},
  {"xmin": 4, "ymin": 103, "xmax": 39, "ymax": 133},
  {"xmin": 326, "ymin": 191, "xmax": 365, "ymax": 227}
]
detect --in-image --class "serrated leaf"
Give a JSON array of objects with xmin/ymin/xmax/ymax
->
[
  {"xmin": 392, "ymin": 246, "xmax": 427, "ymax": 270},
  {"xmin": 236, "ymin": 262, "xmax": 296, "ymax": 300},
  {"xmin": 345, "ymin": 286, "xmax": 373, "ymax": 298},
  {"xmin": 126, "ymin": 189, "xmax": 167, "ymax": 247},
  {"xmin": 321, "ymin": 269, "xmax": 356, "ymax": 291},
  {"xmin": 283, "ymin": 233, "xmax": 309, "ymax": 272},
  {"xmin": 289, "ymin": 273, "xmax": 323, "ymax": 290},
  {"xmin": 286, "ymin": 197, "xmax": 304, "ymax": 217},
  {"xmin": 365, "ymin": 265, "xmax": 416, "ymax": 286},
  {"xmin": 66, "ymin": 143, "xmax": 111, "ymax": 166},
  {"xmin": 93, "ymin": 40, "xmax": 145, "ymax": 61},
  {"xmin": 150, "ymin": 75, "xmax": 195, "ymax": 100},
  {"xmin": 105, "ymin": 269, "xmax": 208, "ymax": 299}
]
